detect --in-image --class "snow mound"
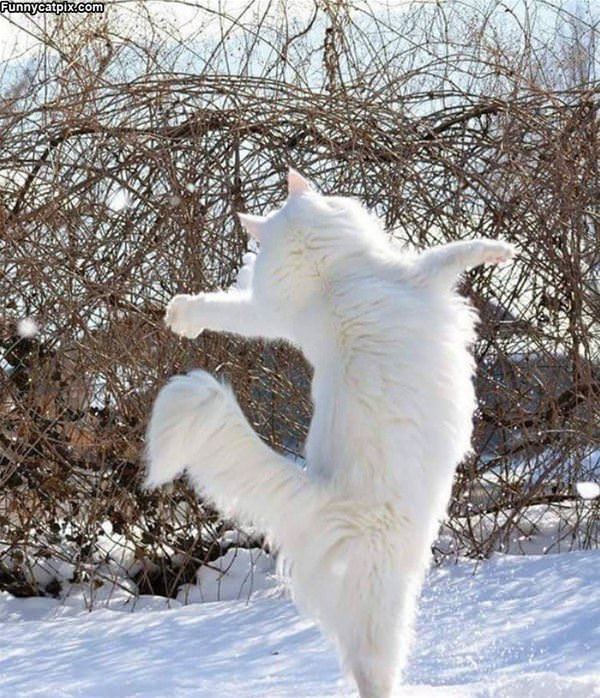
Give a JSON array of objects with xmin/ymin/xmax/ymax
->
[
  {"xmin": 177, "ymin": 547, "xmax": 278, "ymax": 604},
  {"xmin": 0, "ymin": 551, "xmax": 597, "ymax": 696}
]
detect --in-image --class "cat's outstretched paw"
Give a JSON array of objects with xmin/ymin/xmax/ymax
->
[
  {"xmin": 165, "ymin": 294, "xmax": 203, "ymax": 338},
  {"xmin": 476, "ymin": 240, "xmax": 516, "ymax": 266}
]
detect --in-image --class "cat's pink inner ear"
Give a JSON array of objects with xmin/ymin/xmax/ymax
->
[
  {"xmin": 237, "ymin": 212, "xmax": 266, "ymax": 240},
  {"xmin": 287, "ymin": 167, "xmax": 312, "ymax": 197}
]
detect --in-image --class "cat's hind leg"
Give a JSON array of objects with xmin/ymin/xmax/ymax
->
[
  {"xmin": 290, "ymin": 505, "xmax": 421, "ymax": 698},
  {"xmin": 342, "ymin": 565, "xmax": 422, "ymax": 698},
  {"xmin": 342, "ymin": 564, "xmax": 419, "ymax": 698}
]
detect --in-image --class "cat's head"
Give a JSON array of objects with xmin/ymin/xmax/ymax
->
[
  {"xmin": 235, "ymin": 168, "xmax": 368, "ymax": 305},
  {"xmin": 235, "ymin": 169, "xmax": 381, "ymax": 307},
  {"xmin": 237, "ymin": 168, "xmax": 372, "ymax": 247},
  {"xmin": 236, "ymin": 169, "xmax": 317, "ymax": 243}
]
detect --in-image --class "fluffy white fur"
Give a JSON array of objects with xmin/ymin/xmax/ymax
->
[{"xmin": 145, "ymin": 169, "xmax": 515, "ymax": 698}]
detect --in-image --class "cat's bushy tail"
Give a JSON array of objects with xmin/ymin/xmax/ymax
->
[
  {"xmin": 145, "ymin": 370, "xmax": 326, "ymax": 546},
  {"xmin": 146, "ymin": 370, "xmax": 415, "ymax": 698}
]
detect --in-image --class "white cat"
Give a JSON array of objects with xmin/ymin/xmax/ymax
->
[{"xmin": 145, "ymin": 169, "xmax": 515, "ymax": 698}]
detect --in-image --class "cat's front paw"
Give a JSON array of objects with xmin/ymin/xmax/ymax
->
[
  {"xmin": 165, "ymin": 294, "xmax": 203, "ymax": 338},
  {"xmin": 476, "ymin": 240, "xmax": 516, "ymax": 266}
]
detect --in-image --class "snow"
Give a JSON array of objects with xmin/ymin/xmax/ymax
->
[
  {"xmin": 177, "ymin": 548, "xmax": 277, "ymax": 604},
  {"xmin": 438, "ymin": 501, "xmax": 599, "ymax": 556},
  {"xmin": 16, "ymin": 317, "xmax": 38, "ymax": 338},
  {"xmin": 576, "ymin": 481, "xmax": 600, "ymax": 500},
  {"xmin": 108, "ymin": 189, "xmax": 132, "ymax": 212},
  {"xmin": 0, "ymin": 551, "xmax": 597, "ymax": 697}
]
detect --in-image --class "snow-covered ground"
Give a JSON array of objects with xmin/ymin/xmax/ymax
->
[{"xmin": 0, "ymin": 550, "xmax": 598, "ymax": 697}]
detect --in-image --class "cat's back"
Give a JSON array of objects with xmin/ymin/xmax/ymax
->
[
  {"xmin": 328, "ymin": 265, "xmax": 472, "ymax": 354},
  {"xmin": 326, "ymin": 266, "xmax": 477, "ymax": 433},
  {"xmin": 312, "ymin": 266, "xmax": 477, "ymax": 505}
]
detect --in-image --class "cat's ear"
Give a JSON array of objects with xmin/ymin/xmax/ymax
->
[
  {"xmin": 287, "ymin": 167, "xmax": 313, "ymax": 197},
  {"xmin": 237, "ymin": 212, "xmax": 266, "ymax": 241}
]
